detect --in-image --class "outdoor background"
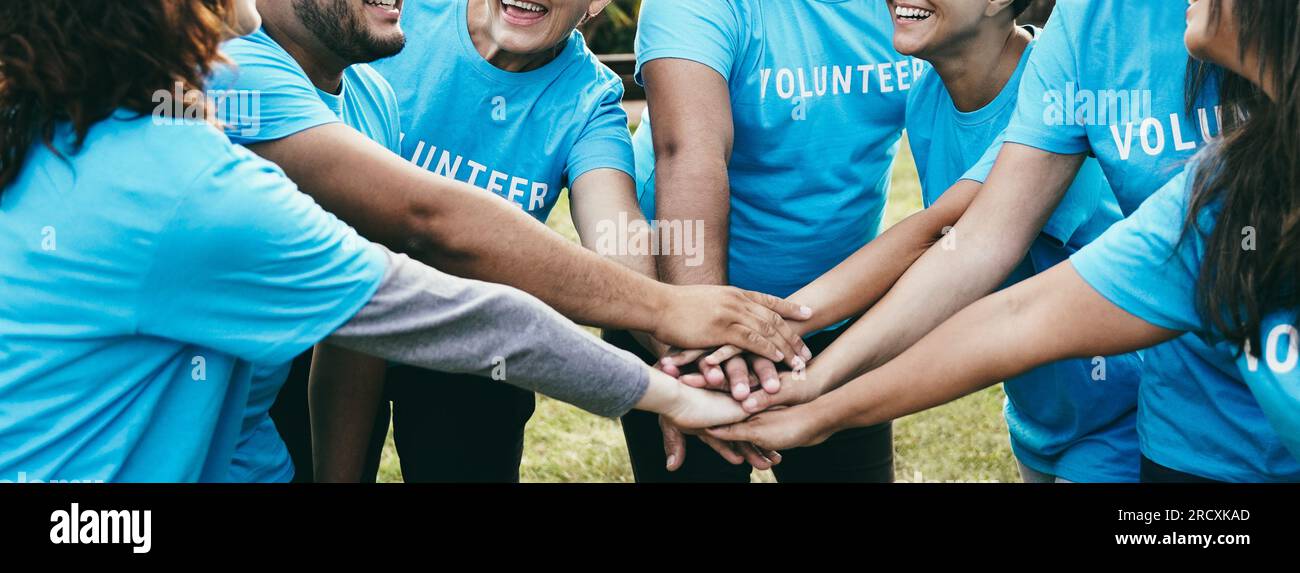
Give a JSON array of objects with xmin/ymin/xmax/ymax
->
[{"xmin": 377, "ymin": 0, "xmax": 1066, "ymax": 483}]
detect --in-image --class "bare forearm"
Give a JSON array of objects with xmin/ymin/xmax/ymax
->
[
  {"xmin": 655, "ymin": 150, "xmax": 729, "ymax": 286},
  {"xmin": 786, "ymin": 181, "xmax": 979, "ymax": 334},
  {"xmin": 808, "ymin": 146, "xmax": 1086, "ymax": 386},
  {"xmin": 248, "ymin": 126, "xmax": 668, "ymax": 333},
  {"xmin": 812, "ymin": 263, "xmax": 1178, "ymax": 433}
]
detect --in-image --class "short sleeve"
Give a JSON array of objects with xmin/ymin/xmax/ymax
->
[
  {"xmin": 1069, "ymin": 167, "xmax": 1207, "ymax": 332},
  {"xmin": 961, "ymin": 131, "xmax": 1105, "ymax": 247},
  {"xmin": 566, "ymin": 79, "xmax": 635, "ymax": 185},
  {"xmin": 210, "ymin": 34, "xmax": 342, "ymax": 146},
  {"xmin": 635, "ymin": 0, "xmax": 742, "ymax": 84},
  {"xmin": 137, "ymin": 145, "xmax": 388, "ymax": 365},
  {"xmin": 1241, "ymin": 313, "xmax": 1300, "ymax": 460},
  {"xmin": 1001, "ymin": 4, "xmax": 1092, "ymax": 156}
]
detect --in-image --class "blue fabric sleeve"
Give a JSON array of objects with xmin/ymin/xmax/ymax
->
[
  {"xmin": 566, "ymin": 78, "xmax": 635, "ymax": 184},
  {"xmin": 1069, "ymin": 168, "xmax": 1206, "ymax": 332},
  {"xmin": 634, "ymin": 0, "xmax": 742, "ymax": 84},
  {"xmin": 211, "ymin": 32, "xmax": 342, "ymax": 145},
  {"xmin": 1001, "ymin": 2, "xmax": 1092, "ymax": 155}
]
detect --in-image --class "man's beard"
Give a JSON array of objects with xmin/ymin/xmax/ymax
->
[{"xmin": 293, "ymin": 0, "xmax": 406, "ymax": 64}]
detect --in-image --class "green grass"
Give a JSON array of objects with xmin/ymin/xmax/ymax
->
[{"xmin": 378, "ymin": 137, "xmax": 1019, "ymax": 483}]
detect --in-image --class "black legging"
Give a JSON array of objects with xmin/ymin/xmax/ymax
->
[{"xmin": 609, "ymin": 328, "xmax": 895, "ymax": 483}]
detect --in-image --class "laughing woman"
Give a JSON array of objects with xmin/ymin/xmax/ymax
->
[
  {"xmin": 0, "ymin": 0, "xmax": 760, "ymax": 482},
  {"xmin": 711, "ymin": 0, "xmax": 1300, "ymax": 482}
]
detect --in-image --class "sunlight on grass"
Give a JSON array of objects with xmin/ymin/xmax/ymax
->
[{"xmin": 378, "ymin": 136, "xmax": 1018, "ymax": 483}]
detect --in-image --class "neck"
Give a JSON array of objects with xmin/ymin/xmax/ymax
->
[
  {"xmin": 467, "ymin": 0, "xmax": 566, "ymax": 73},
  {"xmin": 262, "ymin": 5, "xmax": 350, "ymax": 94},
  {"xmin": 926, "ymin": 22, "xmax": 1031, "ymax": 113}
]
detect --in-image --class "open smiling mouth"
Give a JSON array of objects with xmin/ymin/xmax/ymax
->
[
  {"xmin": 363, "ymin": 0, "xmax": 400, "ymax": 14},
  {"xmin": 895, "ymin": 5, "xmax": 935, "ymax": 22},
  {"xmin": 502, "ymin": 0, "xmax": 549, "ymax": 24}
]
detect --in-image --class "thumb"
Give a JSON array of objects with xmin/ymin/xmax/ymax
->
[
  {"xmin": 705, "ymin": 422, "xmax": 753, "ymax": 443},
  {"xmin": 660, "ymin": 418, "xmax": 686, "ymax": 471},
  {"xmin": 739, "ymin": 385, "xmax": 793, "ymax": 414}
]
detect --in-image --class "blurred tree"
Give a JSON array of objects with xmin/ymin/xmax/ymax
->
[{"xmin": 581, "ymin": 0, "xmax": 640, "ymax": 55}]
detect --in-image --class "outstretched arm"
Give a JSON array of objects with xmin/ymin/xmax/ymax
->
[
  {"xmin": 719, "ymin": 144, "xmax": 1091, "ymax": 409},
  {"xmin": 709, "ymin": 262, "xmax": 1181, "ymax": 450},
  {"xmin": 247, "ymin": 124, "xmax": 810, "ymax": 364}
]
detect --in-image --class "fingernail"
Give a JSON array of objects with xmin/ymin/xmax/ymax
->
[
  {"xmin": 744, "ymin": 397, "xmax": 759, "ymax": 410},
  {"xmin": 802, "ymin": 347, "xmax": 813, "ymax": 360},
  {"xmin": 666, "ymin": 455, "xmax": 677, "ymax": 468},
  {"xmin": 800, "ymin": 305, "xmax": 813, "ymax": 318},
  {"xmin": 661, "ymin": 357, "xmax": 674, "ymax": 366},
  {"xmin": 792, "ymin": 357, "xmax": 805, "ymax": 370},
  {"xmin": 765, "ymin": 378, "xmax": 779, "ymax": 389},
  {"xmin": 775, "ymin": 351, "xmax": 785, "ymax": 361}
]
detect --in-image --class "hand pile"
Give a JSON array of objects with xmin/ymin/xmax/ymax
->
[{"xmin": 654, "ymin": 340, "xmax": 829, "ymax": 471}]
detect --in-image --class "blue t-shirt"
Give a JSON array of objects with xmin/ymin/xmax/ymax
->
[
  {"xmin": 1072, "ymin": 166, "xmax": 1300, "ymax": 482},
  {"xmin": 0, "ymin": 114, "xmax": 386, "ymax": 483},
  {"xmin": 998, "ymin": 0, "xmax": 1277, "ymax": 482},
  {"xmin": 211, "ymin": 27, "xmax": 403, "ymax": 482},
  {"xmin": 215, "ymin": 28, "xmax": 402, "ymax": 153},
  {"xmin": 1004, "ymin": 0, "xmax": 1222, "ymax": 215},
  {"xmin": 371, "ymin": 0, "xmax": 634, "ymax": 223},
  {"xmin": 1243, "ymin": 314, "xmax": 1300, "ymax": 461},
  {"xmin": 906, "ymin": 33, "xmax": 1141, "ymax": 482},
  {"xmin": 633, "ymin": 0, "xmax": 923, "ymax": 297}
]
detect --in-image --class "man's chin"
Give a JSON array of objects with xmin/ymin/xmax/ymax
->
[{"xmin": 361, "ymin": 33, "xmax": 407, "ymax": 62}]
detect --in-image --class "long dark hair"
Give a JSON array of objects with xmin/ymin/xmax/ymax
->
[
  {"xmin": 0, "ymin": 0, "xmax": 236, "ymax": 198},
  {"xmin": 1186, "ymin": 0, "xmax": 1300, "ymax": 353}
]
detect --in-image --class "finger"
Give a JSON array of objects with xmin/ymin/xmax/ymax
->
[
  {"xmin": 698, "ymin": 357, "xmax": 727, "ymax": 390},
  {"xmin": 729, "ymin": 326, "xmax": 784, "ymax": 364},
  {"xmin": 703, "ymin": 345, "xmax": 743, "ymax": 367},
  {"xmin": 735, "ymin": 307, "xmax": 799, "ymax": 366},
  {"xmin": 662, "ymin": 348, "xmax": 709, "ymax": 368},
  {"xmin": 698, "ymin": 434, "xmax": 746, "ymax": 466},
  {"xmin": 739, "ymin": 443, "xmax": 775, "ymax": 471},
  {"xmin": 657, "ymin": 361, "xmax": 681, "ymax": 377},
  {"xmin": 678, "ymin": 373, "xmax": 709, "ymax": 388},
  {"xmin": 762, "ymin": 449, "xmax": 783, "ymax": 465},
  {"xmin": 750, "ymin": 357, "xmax": 780, "ymax": 394},
  {"xmin": 742, "ymin": 290, "xmax": 813, "ymax": 321},
  {"xmin": 723, "ymin": 356, "xmax": 752, "ymax": 401},
  {"xmin": 659, "ymin": 419, "xmax": 686, "ymax": 471},
  {"xmin": 705, "ymin": 422, "xmax": 753, "ymax": 444},
  {"xmin": 741, "ymin": 387, "xmax": 792, "ymax": 414}
]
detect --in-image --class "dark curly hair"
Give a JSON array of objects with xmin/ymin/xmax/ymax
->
[{"xmin": 0, "ymin": 0, "xmax": 236, "ymax": 197}]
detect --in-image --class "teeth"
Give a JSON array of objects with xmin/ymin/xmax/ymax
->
[
  {"xmin": 894, "ymin": 5, "xmax": 934, "ymax": 19},
  {"xmin": 503, "ymin": 0, "xmax": 547, "ymax": 13},
  {"xmin": 365, "ymin": 0, "xmax": 396, "ymax": 8}
]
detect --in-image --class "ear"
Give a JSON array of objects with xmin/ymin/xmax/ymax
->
[{"xmin": 985, "ymin": 0, "xmax": 1017, "ymax": 18}]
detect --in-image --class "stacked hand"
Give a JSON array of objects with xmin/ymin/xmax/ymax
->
[{"xmin": 654, "ymin": 341, "xmax": 834, "ymax": 471}]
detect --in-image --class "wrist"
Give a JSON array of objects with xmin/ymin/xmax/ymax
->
[
  {"xmin": 804, "ymin": 395, "xmax": 846, "ymax": 441},
  {"xmin": 640, "ymin": 281, "xmax": 674, "ymax": 336},
  {"xmin": 635, "ymin": 366, "xmax": 684, "ymax": 416}
]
